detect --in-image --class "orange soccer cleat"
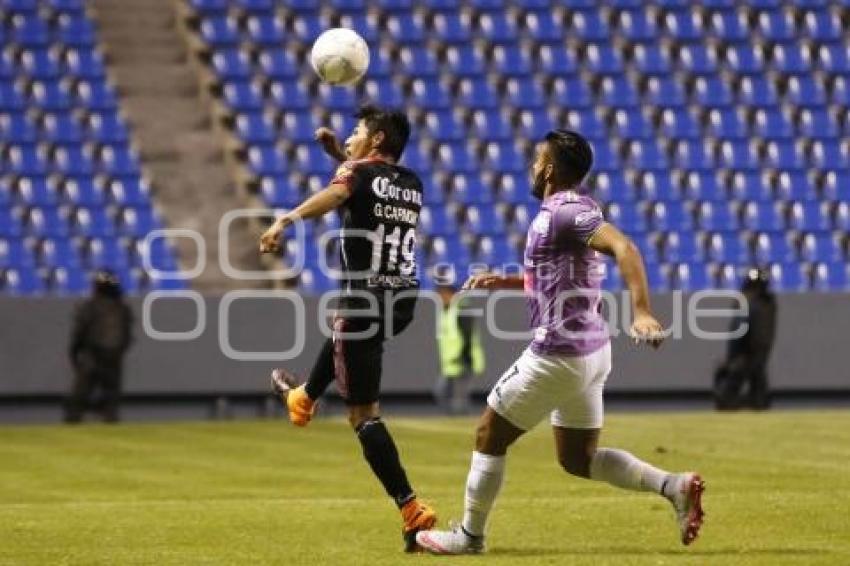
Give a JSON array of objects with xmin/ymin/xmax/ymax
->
[
  {"xmin": 270, "ymin": 369, "xmax": 316, "ymax": 427},
  {"xmin": 401, "ymin": 498, "xmax": 438, "ymax": 553}
]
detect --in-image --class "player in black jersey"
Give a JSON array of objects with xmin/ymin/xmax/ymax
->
[{"xmin": 259, "ymin": 105, "xmax": 436, "ymax": 551}]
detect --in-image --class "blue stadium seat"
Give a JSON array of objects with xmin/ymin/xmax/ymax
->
[
  {"xmin": 0, "ymin": 206, "xmax": 24, "ymax": 237},
  {"xmin": 386, "ymin": 13, "xmax": 426, "ymax": 44},
  {"xmin": 0, "ymin": 237, "xmax": 33, "ymax": 268},
  {"xmin": 725, "ymin": 45, "xmax": 765, "ymax": 75},
  {"xmin": 810, "ymin": 140, "xmax": 849, "ymax": 170},
  {"xmin": 786, "ymin": 76, "xmax": 827, "ymax": 109},
  {"xmin": 73, "ymin": 206, "xmax": 116, "ymax": 237},
  {"xmin": 291, "ymin": 13, "xmax": 323, "ymax": 41},
  {"xmin": 200, "ymin": 17, "xmax": 241, "ymax": 47},
  {"xmin": 86, "ymin": 111, "xmax": 129, "ymax": 144},
  {"xmin": 108, "ymin": 177, "xmax": 151, "ymax": 206},
  {"xmin": 753, "ymin": 232, "xmax": 796, "ymax": 263},
  {"xmin": 633, "ymin": 45, "xmax": 671, "ymax": 76},
  {"xmin": 478, "ymin": 13, "xmax": 516, "ymax": 44},
  {"xmin": 772, "ymin": 44, "xmax": 811, "ymax": 75},
  {"xmin": 697, "ymin": 202, "xmax": 740, "ymax": 231},
  {"xmin": 594, "ymin": 171, "xmax": 637, "ymax": 202},
  {"xmin": 564, "ymin": 109, "xmax": 607, "ymax": 139},
  {"xmin": 258, "ymin": 48, "xmax": 299, "ymax": 79},
  {"xmin": 769, "ymin": 262, "xmax": 808, "ymax": 292},
  {"xmin": 85, "ymin": 237, "xmax": 131, "ymax": 271},
  {"xmin": 797, "ymin": 108, "xmax": 839, "ymax": 140},
  {"xmin": 516, "ymin": 109, "xmax": 554, "ymax": 140},
  {"xmin": 432, "ymin": 12, "xmax": 472, "ymax": 44},
  {"xmin": 551, "ymin": 77, "xmax": 594, "ymax": 107},
  {"xmin": 765, "ymin": 141, "xmax": 807, "ymax": 170},
  {"xmin": 717, "ymin": 263, "xmax": 742, "ymax": 289},
  {"xmin": 50, "ymin": 266, "xmax": 90, "ymax": 294},
  {"xmin": 599, "ymin": 76, "xmax": 640, "ymax": 107},
  {"xmin": 456, "ymin": 78, "xmax": 498, "ymax": 109},
  {"xmin": 25, "ymin": 206, "xmax": 71, "ymax": 238},
  {"xmin": 718, "ymin": 140, "xmax": 760, "ymax": 170},
  {"xmin": 584, "ymin": 44, "xmax": 624, "ymax": 75},
  {"xmin": 474, "ymin": 236, "xmax": 516, "ymax": 265},
  {"xmin": 617, "ymin": 10, "xmax": 657, "ymax": 43},
  {"xmin": 523, "ymin": 11, "xmax": 563, "ymax": 43},
  {"xmin": 212, "ymin": 49, "xmax": 253, "ymax": 81},
  {"xmin": 498, "ymin": 174, "xmax": 533, "ymax": 205},
  {"xmin": 626, "ymin": 141, "xmax": 668, "ymax": 170},
  {"xmin": 64, "ymin": 177, "xmax": 104, "ymax": 206},
  {"xmin": 812, "ymin": 262, "xmax": 848, "ymax": 291},
  {"xmin": 737, "ymin": 76, "xmax": 779, "ymax": 108},
  {"xmin": 119, "ymin": 206, "xmax": 160, "ymax": 237},
  {"xmin": 612, "ymin": 108, "xmax": 653, "ymax": 139},
  {"xmin": 6, "ymin": 144, "xmax": 48, "ymax": 175},
  {"xmin": 38, "ymin": 237, "xmax": 81, "ymax": 267},
  {"xmin": 235, "ymin": 113, "xmax": 274, "ymax": 144},
  {"xmin": 246, "ymin": 15, "xmax": 285, "ymax": 46},
  {"xmin": 99, "ymin": 144, "xmax": 141, "ymax": 176},
  {"xmin": 658, "ymin": 107, "xmax": 699, "ymax": 139},
  {"xmin": 743, "ymin": 201, "xmax": 786, "ymax": 231},
  {"xmin": 650, "ymin": 201, "xmax": 692, "ymax": 231},
  {"xmin": 662, "ymin": 231, "xmax": 704, "ymax": 262},
  {"xmin": 19, "ymin": 49, "xmax": 61, "ymax": 79},
  {"xmin": 729, "ymin": 172, "xmax": 772, "ymax": 202},
  {"xmin": 482, "ymin": 141, "xmax": 524, "ymax": 173},
  {"xmin": 803, "ymin": 11, "xmax": 842, "ymax": 42},
  {"xmin": 435, "ymin": 142, "xmax": 476, "ymax": 174},
  {"xmin": 678, "ymin": 45, "xmax": 718, "ymax": 75},
  {"xmin": 429, "ymin": 235, "xmax": 470, "ymax": 265},
  {"xmin": 692, "ymin": 76, "xmax": 733, "ymax": 107},
  {"xmin": 3, "ymin": 266, "xmax": 45, "ymax": 295},
  {"xmin": 0, "ymin": 113, "xmax": 37, "ymax": 143},
  {"xmin": 638, "ymin": 171, "xmax": 678, "ymax": 202},
  {"xmin": 664, "ymin": 11, "xmax": 704, "ymax": 42},
  {"xmin": 536, "ymin": 44, "xmax": 578, "ymax": 76},
  {"xmin": 225, "ymin": 81, "xmax": 264, "ymax": 111},
  {"xmin": 398, "ymin": 46, "xmax": 440, "ymax": 77},
  {"xmin": 633, "ymin": 233, "xmax": 660, "ymax": 263},
  {"xmin": 645, "ymin": 77, "xmax": 687, "ymax": 108},
  {"xmin": 463, "ymin": 205, "xmax": 506, "ymax": 236},
  {"xmin": 269, "ymin": 81, "xmax": 310, "ymax": 110},
  {"xmin": 573, "ymin": 10, "xmax": 610, "ymax": 42},
  {"xmin": 673, "ymin": 140, "xmax": 716, "ymax": 171},
  {"xmin": 492, "ymin": 45, "xmax": 532, "ymax": 77},
  {"xmin": 774, "ymin": 171, "xmax": 817, "ymax": 202},
  {"xmin": 448, "ymin": 174, "xmax": 490, "ymax": 204},
  {"xmin": 757, "ymin": 11, "xmax": 796, "ymax": 43},
  {"xmin": 674, "ymin": 262, "xmax": 713, "ymax": 291},
  {"xmin": 752, "ymin": 108, "xmax": 794, "ymax": 139},
  {"xmin": 706, "ymin": 108, "xmax": 749, "ymax": 139},
  {"xmin": 420, "ymin": 206, "xmax": 458, "ymax": 235},
  {"xmin": 606, "ymin": 202, "xmax": 647, "ymax": 233},
  {"xmin": 469, "ymin": 109, "xmax": 513, "ymax": 140},
  {"xmin": 816, "ymin": 44, "xmax": 850, "ymax": 75},
  {"xmin": 504, "ymin": 77, "xmax": 545, "ymax": 108},
  {"xmin": 707, "ymin": 232, "xmax": 751, "ymax": 263},
  {"xmin": 789, "ymin": 201, "xmax": 832, "ymax": 231},
  {"xmin": 315, "ymin": 83, "xmax": 357, "ymax": 111},
  {"xmin": 822, "ymin": 170, "xmax": 850, "ymax": 202},
  {"xmin": 801, "ymin": 233, "xmax": 844, "ymax": 263},
  {"xmin": 709, "ymin": 10, "xmax": 749, "ymax": 43},
  {"xmin": 410, "ymin": 79, "xmax": 451, "ymax": 110},
  {"xmin": 247, "ymin": 145, "xmax": 286, "ymax": 176}
]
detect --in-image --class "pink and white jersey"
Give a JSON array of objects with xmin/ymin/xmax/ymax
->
[{"xmin": 523, "ymin": 189, "xmax": 609, "ymax": 357}]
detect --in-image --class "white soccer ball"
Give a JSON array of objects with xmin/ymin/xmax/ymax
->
[{"xmin": 310, "ymin": 28, "xmax": 370, "ymax": 86}]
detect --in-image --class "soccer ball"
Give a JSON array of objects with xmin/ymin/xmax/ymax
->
[{"xmin": 310, "ymin": 28, "xmax": 370, "ymax": 86}]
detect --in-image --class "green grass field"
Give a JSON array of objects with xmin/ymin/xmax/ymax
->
[{"xmin": 1, "ymin": 411, "xmax": 849, "ymax": 565}]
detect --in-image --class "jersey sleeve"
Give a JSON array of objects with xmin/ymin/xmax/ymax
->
[
  {"xmin": 552, "ymin": 198, "xmax": 605, "ymax": 246},
  {"xmin": 329, "ymin": 160, "xmax": 362, "ymax": 193}
]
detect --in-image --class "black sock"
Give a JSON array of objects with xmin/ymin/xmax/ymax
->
[
  {"xmin": 305, "ymin": 339, "xmax": 335, "ymax": 400},
  {"xmin": 356, "ymin": 417, "xmax": 415, "ymax": 508}
]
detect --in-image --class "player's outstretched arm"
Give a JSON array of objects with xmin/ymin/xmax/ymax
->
[
  {"xmin": 259, "ymin": 183, "xmax": 350, "ymax": 253},
  {"xmin": 462, "ymin": 272, "xmax": 524, "ymax": 291},
  {"xmin": 588, "ymin": 223, "xmax": 665, "ymax": 348},
  {"xmin": 315, "ymin": 127, "xmax": 347, "ymax": 163}
]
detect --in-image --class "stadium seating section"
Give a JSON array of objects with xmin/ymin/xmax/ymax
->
[
  {"xmin": 188, "ymin": 0, "xmax": 850, "ymax": 293},
  {"xmin": 0, "ymin": 0, "xmax": 182, "ymax": 295}
]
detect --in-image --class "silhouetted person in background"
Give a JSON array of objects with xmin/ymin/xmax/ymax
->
[
  {"xmin": 65, "ymin": 271, "xmax": 133, "ymax": 423},
  {"xmin": 714, "ymin": 268, "xmax": 777, "ymax": 411},
  {"xmin": 434, "ymin": 279, "xmax": 485, "ymax": 415}
]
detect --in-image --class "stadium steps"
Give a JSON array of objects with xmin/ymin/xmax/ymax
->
[{"xmin": 89, "ymin": 0, "xmax": 268, "ymax": 292}]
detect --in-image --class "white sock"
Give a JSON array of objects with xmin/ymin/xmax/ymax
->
[
  {"xmin": 589, "ymin": 447, "xmax": 670, "ymax": 495},
  {"xmin": 461, "ymin": 451, "xmax": 506, "ymax": 537}
]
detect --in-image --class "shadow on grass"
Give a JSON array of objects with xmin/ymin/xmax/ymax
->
[{"xmin": 492, "ymin": 546, "xmax": 830, "ymax": 558}]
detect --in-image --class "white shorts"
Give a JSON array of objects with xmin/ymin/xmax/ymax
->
[{"xmin": 486, "ymin": 343, "xmax": 612, "ymax": 431}]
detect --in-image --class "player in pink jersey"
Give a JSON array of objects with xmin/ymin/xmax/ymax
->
[{"xmin": 416, "ymin": 130, "xmax": 704, "ymax": 555}]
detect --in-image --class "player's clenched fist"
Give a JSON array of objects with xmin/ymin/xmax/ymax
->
[
  {"xmin": 259, "ymin": 222, "xmax": 283, "ymax": 254},
  {"xmin": 629, "ymin": 312, "xmax": 666, "ymax": 349}
]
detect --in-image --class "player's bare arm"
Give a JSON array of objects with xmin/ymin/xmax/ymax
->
[
  {"xmin": 462, "ymin": 273, "xmax": 524, "ymax": 291},
  {"xmin": 315, "ymin": 127, "xmax": 347, "ymax": 163},
  {"xmin": 259, "ymin": 183, "xmax": 351, "ymax": 254},
  {"xmin": 589, "ymin": 223, "xmax": 665, "ymax": 348}
]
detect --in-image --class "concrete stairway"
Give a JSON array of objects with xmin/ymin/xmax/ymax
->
[{"xmin": 89, "ymin": 0, "xmax": 268, "ymax": 293}]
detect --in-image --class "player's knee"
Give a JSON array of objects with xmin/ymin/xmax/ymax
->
[
  {"xmin": 347, "ymin": 404, "xmax": 379, "ymax": 429},
  {"xmin": 558, "ymin": 453, "xmax": 592, "ymax": 478}
]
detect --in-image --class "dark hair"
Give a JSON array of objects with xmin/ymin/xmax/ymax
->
[
  {"xmin": 93, "ymin": 269, "xmax": 122, "ymax": 298},
  {"xmin": 544, "ymin": 129, "xmax": 594, "ymax": 187},
  {"xmin": 355, "ymin": 104, "xmax": 411, "ymax": 161}
]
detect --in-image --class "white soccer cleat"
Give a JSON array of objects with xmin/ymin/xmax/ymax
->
[
  {"xmin": 667, "ymin": 472, "xmax": 705, "ymax": 545},
  {"xmin": 415, "ymin": 521, "xmax": 485, "ymax": 555}
]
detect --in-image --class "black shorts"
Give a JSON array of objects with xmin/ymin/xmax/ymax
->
[{"xmin": 315, "ymin": 290, "xmax": 417, "ymax": 405}]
